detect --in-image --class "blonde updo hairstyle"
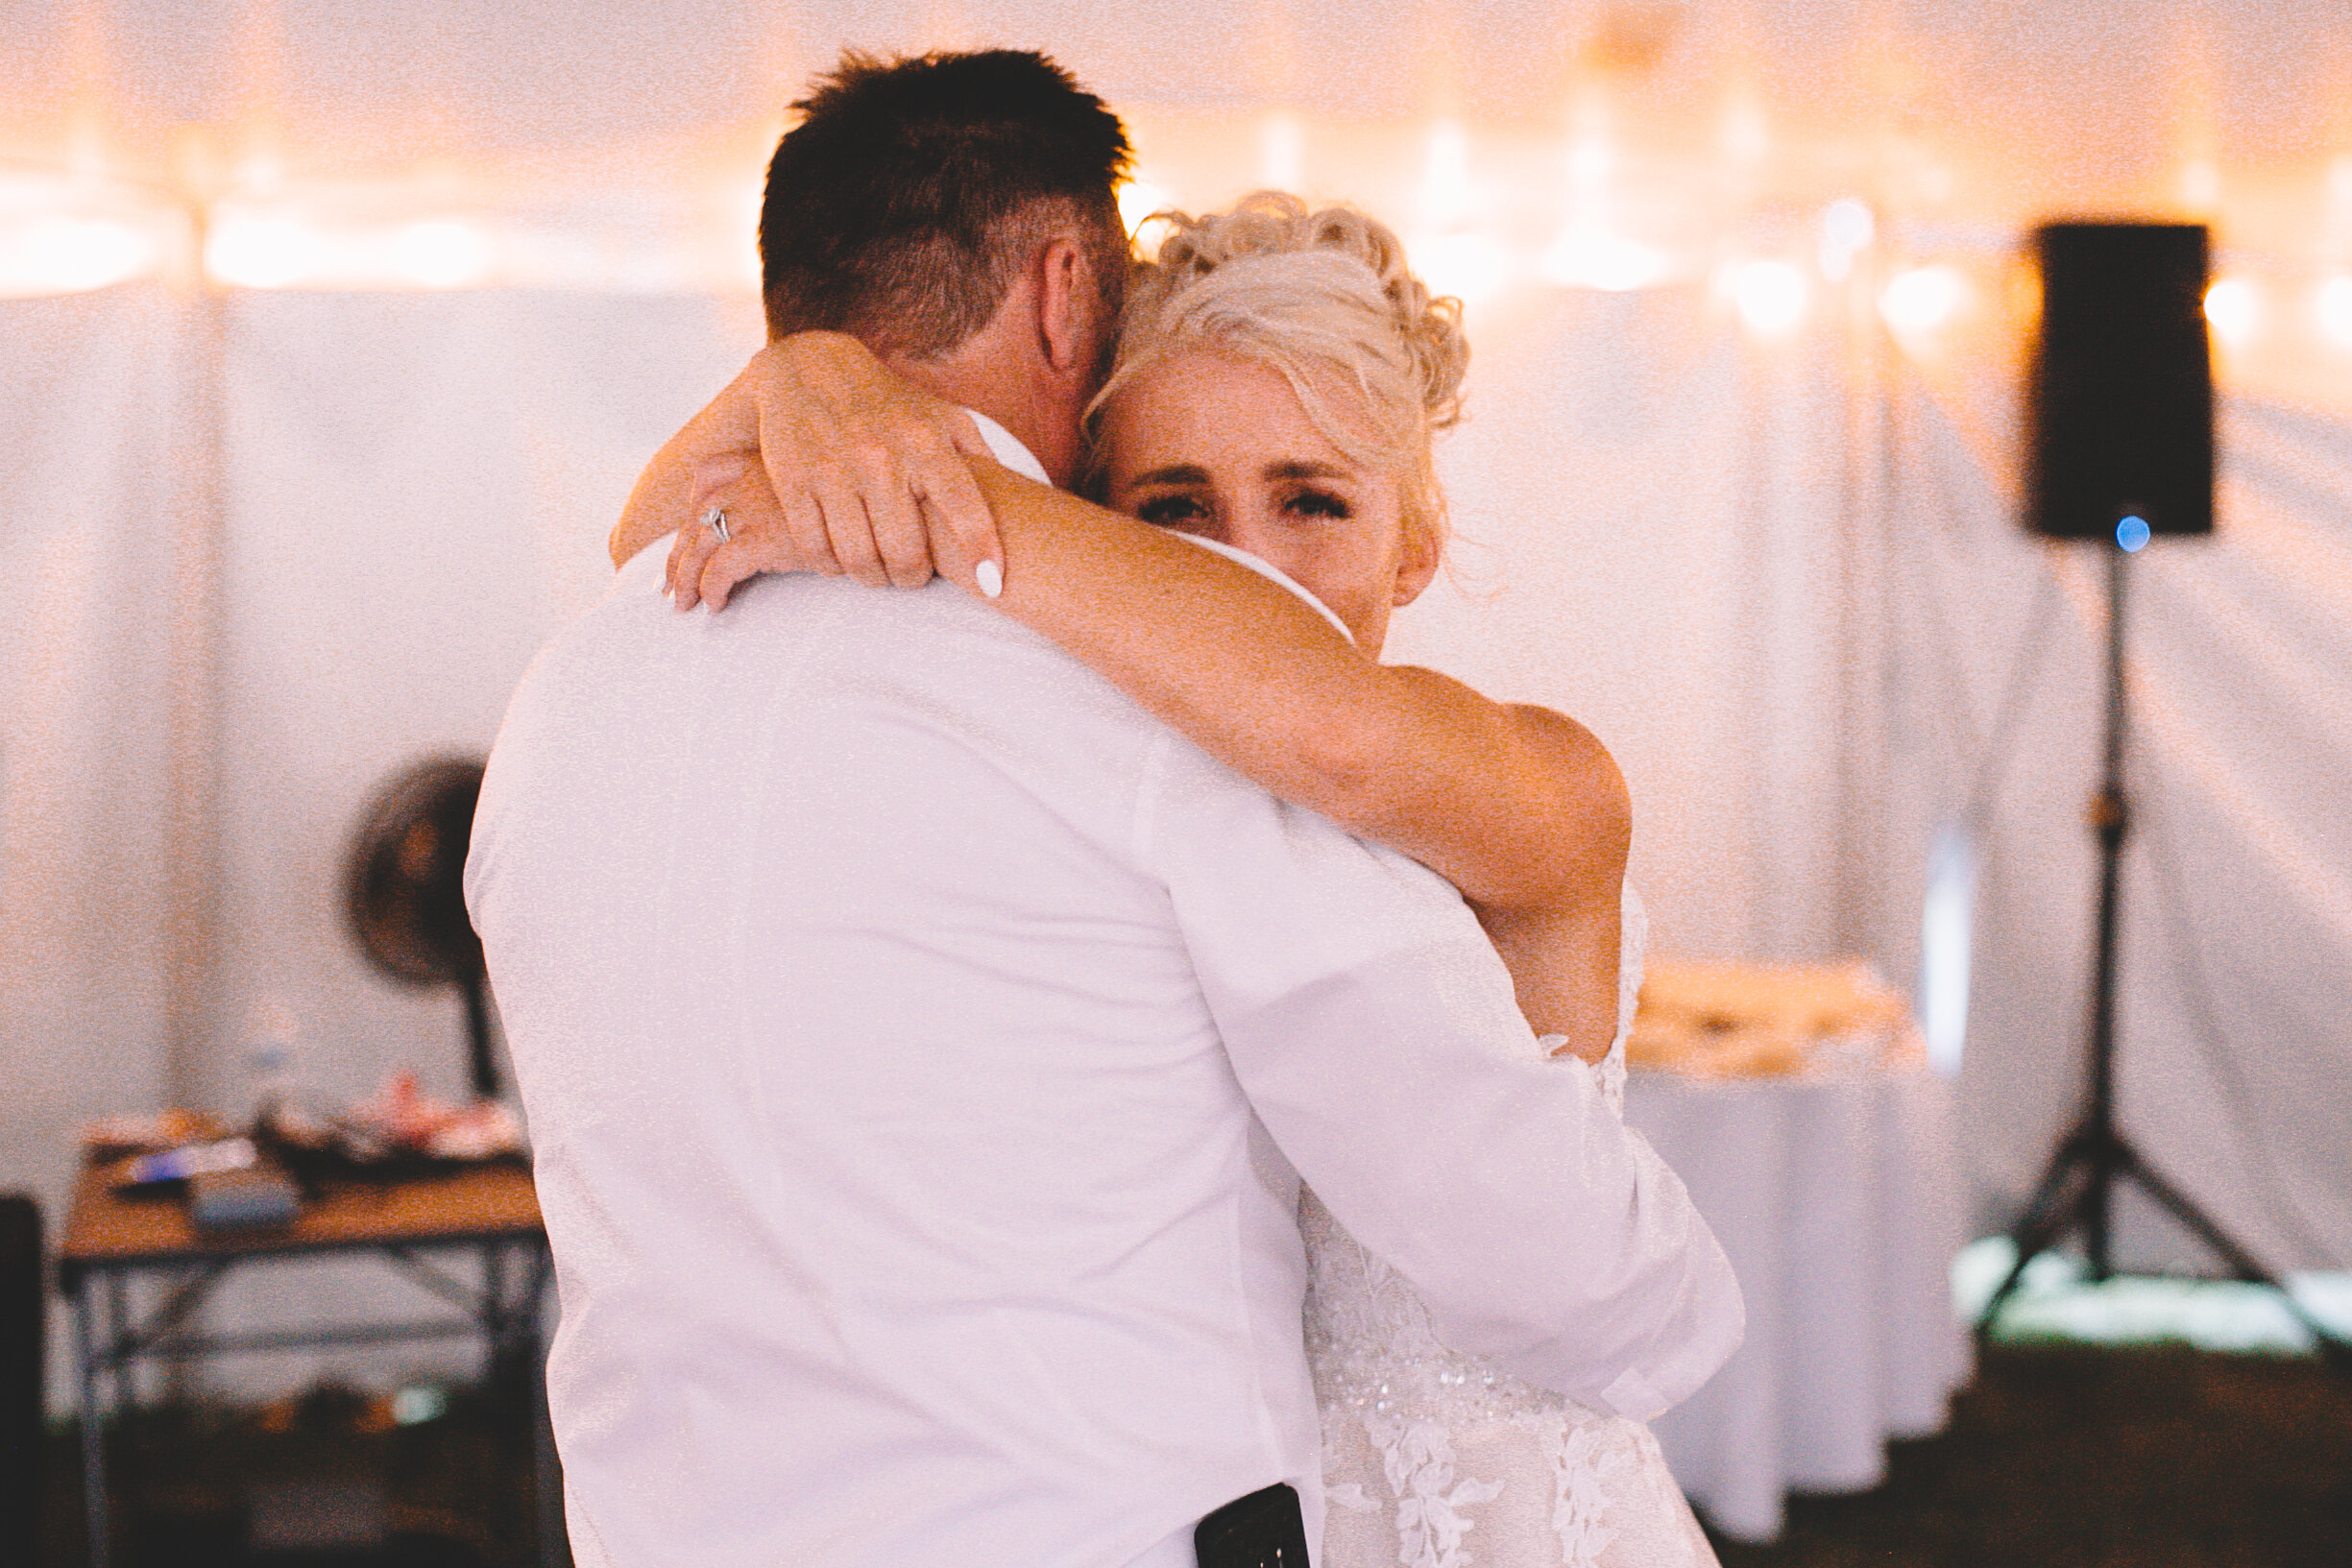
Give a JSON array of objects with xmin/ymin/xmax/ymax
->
[{"xmin": 1085, "ymin": 191, "xmax": 1468, "ymax": 564}]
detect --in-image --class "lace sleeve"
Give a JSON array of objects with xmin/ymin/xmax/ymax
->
[{"xmin": 1537, "ymin": 882, "xmax": 1643, "ymax": 1117}]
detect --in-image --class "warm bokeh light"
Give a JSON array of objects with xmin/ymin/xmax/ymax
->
[
  {"xmin": 1817, "ymin": 199, "xmax": 1874, "ymax": 281},
  {"xmin": 2316, "ymin": 277, "xmax": 2352, "ymax": 348},
  {"xmin": 2203, "ymin": 277, "xmax": 2260, "ymax": 346},
  {"xmin": 2179, "ymin": 158, "xmax": 2221, "ymax": 213},
  {"xmin": 0, "ymin": 215, "xmax": 158, "ymax": 297},
  {"xmin": 1879, "ymin": 265, "xmax": 1968, "ymax": 335},
  {"xmin": 394, "ymin": 220, "xmax": 493, "ymax": 289},
  {"xmin": 1410, "ymin": 229, "xmax": 1510, "ymax": 305},
  {"xmin": 1732, "ymin": 259, "xmax": 1807, "ymax": 334},
  {"xmin": 205, "ymin": 212, "xmax": 327, "ymax": 289},
  {"xmin": 1418, "ymin": 120, "xmax": 1475, "ymax": 229},
  {"xmin": 0, "ymin": 113, "xmax": 2343, "ymax": 325},
  {"xmin": 1258, "ymin": 114, "xmax": 1303, "ymax": 191},
  {"xmin": 1541, "ymin": 231, "xmax": 1669, "ymax": 292},
  {"xmin": 1118, "ymin": 177, "xmax": 1176, "ymax": 243}
]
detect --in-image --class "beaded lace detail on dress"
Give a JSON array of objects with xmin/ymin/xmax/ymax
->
[{"xmin": 1305, "ymin": 887, "xmax": 1718, "ymax": 1568}]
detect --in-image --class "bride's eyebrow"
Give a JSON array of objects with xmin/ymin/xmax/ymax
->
[
  {"xmin": 1124, "ymin": 465, "xmax": 1213, "ymax": 491},
  {"xmin": 1264, "ymin": 461, "xmax": 1351, "ymax": 483},
  {"xmin": 1128, "ymin": 463, "xmax": 1211, "ymax": 487}
]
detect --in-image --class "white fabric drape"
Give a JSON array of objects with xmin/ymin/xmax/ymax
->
[
  {"xmin": 3, "ymin": 278, "xmax": 2345, "ymax": 1407},
  {"xmin": 2, "ymin": 285, "xmax": 757, "ymax": 1397},
  {"xmin": 1625, "ymin": 1068, "xmax": 1971, "ymax": 1540},
  {"xmin": 1, "ymin": 284, "xmax": 186, "ymax": 1209}
]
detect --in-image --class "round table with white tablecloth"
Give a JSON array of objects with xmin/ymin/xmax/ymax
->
[{"xmin": 1622, "ymin": 1062, "xmax": 1973, "ymax": 1541}]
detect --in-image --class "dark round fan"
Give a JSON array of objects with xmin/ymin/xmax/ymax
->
[{"xmin": 344, "ymin": 757, "xmax": 498, "ymax": 1099}]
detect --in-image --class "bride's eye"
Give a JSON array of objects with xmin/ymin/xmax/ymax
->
[
  {"xmin": 1285, "ymin": 487, "xmax": 1352, "ymax": 520},
  {"xmin": 1136, "ymin": 493, "xmax": 1210, "ymax": 527}
]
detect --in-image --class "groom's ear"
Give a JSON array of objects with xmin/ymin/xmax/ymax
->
[{"xmin": 1032, "ymin": 235, "xmax": 1101, "ymax": 380}]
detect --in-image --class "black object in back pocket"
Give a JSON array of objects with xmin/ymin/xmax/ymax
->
[{"xmin": 1194, "ymin": 1482, "xmax": 1311, "ymax": 1567}]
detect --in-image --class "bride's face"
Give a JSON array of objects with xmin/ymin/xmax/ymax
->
[{"xmin": 1098, "ymin": 349, "xmax": 1438, "ymax": 658}]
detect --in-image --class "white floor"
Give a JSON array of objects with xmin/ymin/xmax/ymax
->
[{"xmin": 1952, "ymin": 1236, "xmax": 2352, "ymax": 1355}]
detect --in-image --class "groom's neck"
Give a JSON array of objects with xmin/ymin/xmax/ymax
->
[
  {"xmin": 873, "ymin": 273, "xmax": 1094, "ymax": 489},
  {"xmin": 883, "ymin": 346, "xmax": 1083, "ymax": 491}
]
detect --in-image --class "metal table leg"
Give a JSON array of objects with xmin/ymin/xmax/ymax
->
[
  {"xmin": 72, "ymin": 1271, "xmax": 109, "ymax": 1568},
  {"xmin": 524, "ymin": 1242, "xmax": 565, "ymax": 1568},
  {"xmin": 480, "ymin": 1241, "xmax": 508, "ymax": 1386},
  {"xmin": 533, "ymin": 1348, "xmax": 563, "ymax": 1568}
]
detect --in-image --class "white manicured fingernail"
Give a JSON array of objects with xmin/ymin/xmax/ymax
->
[{"xmin": 975, "ymin": 559, "xmax": 1003, "ymax": 599}]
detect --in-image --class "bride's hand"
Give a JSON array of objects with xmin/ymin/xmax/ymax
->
[{"xmin": 665, "ymin": 333, "xmax": 1002, "ymax": 611}]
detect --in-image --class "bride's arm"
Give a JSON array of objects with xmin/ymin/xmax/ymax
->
[
  {"xmin": 950, "ymin": 465, "xmax": 1630, "ymax": 1059},
  {"xmin": 627, "ymin": 338, "xmax": 1626, "ymax": 1057},
  {"xmin": 611, "ymin": 335, "xmax": 1000, "ymax": 586}
]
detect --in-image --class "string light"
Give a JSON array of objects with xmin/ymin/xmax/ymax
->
[
  {"xmin": 1118, "ymin": 177, "xmax": 1176, "ymax": 246},
  {"xmin": 1817, "ymin": 198, "xmax": 1874, "ymax": 281},
  {"xmin": 1418, "ymin": 120, "xmax": 1474, "ymax": 229},
  {"xmin": 1411, "ymin": 230, "xmax": 1511, "ymax": 304},
  {"xmin": 2202, "ymin": 277, "xmax": 2260, "ymax": 346},
  {"xmin": 394, "ymin": 220, "xmax": 492, "ymax": 289},
  {"xmin": 2316, "ymin": 277, "xmax": 2352, "ymax": 348},
  {"xmin": 1409, "ymin": 121, "xmax": 1505, "ymax": 304},
  {"xmin": 206, "ymin": 211, "xmax": 327, "ymax": 289},
  {"xmin": 2179, "ymin": 157, "xmax": 2221, "ymax": 213},
  {"xmin": 1731, "ymin": 258, "xmax": 1807, "ymax": 334},
  {"xmin": 1258, "ymin": 113, "xmax": 1303, "ymax": 192},
  {"xmin": 0, "ymin": 215, "xmax": 158, "ymax": 296},
  {"xmin": 1879, "ymin": 265, "xmax": 1967, "ymax": 335},
  {"xmin": 1541, "ymin": 231, "xmax": 1668, "ymax": 292},
  {"xmin": 4, "ymin": 117, "xmax": 2351, "ymax": 323}
]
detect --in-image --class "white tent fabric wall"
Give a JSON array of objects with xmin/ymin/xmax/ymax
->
[
  {"xmin": 1879, "ymin": 374, "xmax": 2352, "ymax": 1276},
  {"xmin": 1391, "ymin": 287, "xmax": 1870, "ymax": 966},
  {"xmin": 2, "ymin": 274, "xmax": 2347, "ymax": 1410},
  {"xmin": 1, "ymin": 286, "xmax": 184, "ymax": 1232},
  {"xmin": 0, "ymin": 285, "xmax": 758, "ymax": 1400}
]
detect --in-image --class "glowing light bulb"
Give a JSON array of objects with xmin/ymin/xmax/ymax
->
[
  {"xmin": 1721, "ymin": 97, "xmax": 1767, "ymax": 165},
  {"xmin": 1258, "ymin": 114, "xmax": 1302, "ymax": 191},
  {"xmin": 1418, "ymin": 121, "xmax": 1473, "ymax": 229},
  {"xmin": 206, "ymin": 214, "xmax": 327, "ymax": 289},
  {"xmin": 1817, "ymin": 198, "xmax": 1874, "ymax": 281},
  {"xmin": 1541, "ymin": 231, "xmax": 1668, "ymax": 292},
  {"xmin": 2202, "ymin": 277, "xmax": 2259, "ymax": 346},
  {"xmin": 2180, "ymin": 158, "xmax": 2220, "ymax": 212},
  {"xmin": 1879, "ymin": 265, "xmax": 1968, "ymax": 335},
  {"xmin": 0, "ymin": 216, "xmax": 158, "ymax": 297},
  {"xmin": 1732, "ymin": 259, "xmax": 1806, "ymax": 334},
  {"xmin": 1118, "ymin": 178, "xmax": 1175, "ymax": 244},
  {"xmin": 395, "ymin": 220, "xmax": 491, "ymax": 289},
  {"xmin": 2316, "ymin": 277, "xmax": 2352, "ymax": 348},
  {"xmin": 1412, "ymin": 230, "xmax": 1510, "ymax": 305}
]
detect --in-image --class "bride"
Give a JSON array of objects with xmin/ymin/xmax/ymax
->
[{"xmin": 616, "ymin": 192, "xmax": 1726, "ymax": 1568}]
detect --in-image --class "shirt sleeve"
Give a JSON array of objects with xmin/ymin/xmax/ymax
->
[{"xmin": 1140, "ymin": 737, "xmax": 1743, "ymax": 1421}]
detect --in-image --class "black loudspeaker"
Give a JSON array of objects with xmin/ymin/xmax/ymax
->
[
  {"xmin": 0, "ymin": 1193, "xmax": 40, "ymax": 1556},
  {"xmin": 2029, "ymin": 223, "xmax": 2215, "ymax": 539}
]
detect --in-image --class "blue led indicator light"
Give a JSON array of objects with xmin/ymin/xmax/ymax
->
[{"xmin": 2116, "ymin": 515, "xmax": 2150, "ymax": 552}]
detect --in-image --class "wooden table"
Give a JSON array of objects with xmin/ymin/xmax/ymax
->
[{"xmin": 58, "ymin": 1160, "xmax": 561, "ymax": 1568}]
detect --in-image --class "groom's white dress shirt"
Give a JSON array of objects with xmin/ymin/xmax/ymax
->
[{"xmin": 467, "ymin": 418, "xmax": 1739, "ymax": 1568}]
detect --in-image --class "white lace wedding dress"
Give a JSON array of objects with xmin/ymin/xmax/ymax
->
[{"xmin": 1302, "ymin": 888, "xmax": 1719, "ymax": 1568}]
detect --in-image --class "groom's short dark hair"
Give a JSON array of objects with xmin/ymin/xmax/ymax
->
[{"xmin": 760, "ymin": 49, "xmax": 1132, "ymax": 358}]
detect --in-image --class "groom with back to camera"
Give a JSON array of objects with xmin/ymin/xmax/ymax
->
[{"xmin": 467, "ymin": 49, "xmax": 1735, "ymax": 1568}]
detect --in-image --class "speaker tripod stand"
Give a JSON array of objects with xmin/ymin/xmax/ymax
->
[{"xmin": 1974, "ymin": 538, "xmax": 2351, "ymax": 1371}]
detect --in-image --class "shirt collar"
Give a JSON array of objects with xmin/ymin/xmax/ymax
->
[{"xmin": 965, "ymin": 411, "xmax": 1052, "ymax": 486}]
